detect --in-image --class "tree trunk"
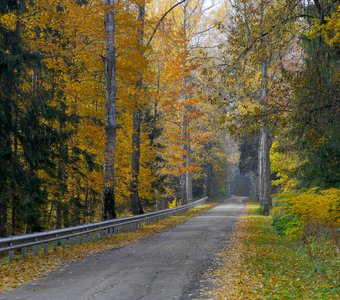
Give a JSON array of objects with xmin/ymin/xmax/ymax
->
[
  {"xmin": 0, "ymin": 203, "xmax": 7, "ymax": 237},
  {"xmin": 130, "ymin": 106, "xmax": 144, "ymax": 214},
  {"xmin": 180, "ymin": 1, "xmax": 193, "ymax": 204},
  {"xmin": 205, "ymin": 162, "xmax": 214, "ymax": 198},
  {"xmin": 259, "ymin": 59, "xmax": 272, "ymax": 214},
  {"xmin": 185, "ymin": 131, "xmax": 193, "ymax": 202},
  {"xmin": 180, "ymin": 172, "xmax": 186, "ymax": 205},
  {"xmin": 226, "ymin": 162, "xmax": 232, "ymax": 198},
  {"xmin": 56, "ymin": 101, "xmax": 67, "ymax": 228},
  {"xmin": 258, "ymin": 131, "xmax": 263, "ymax": 203},
  {"xmin": 103, "ymin": 0, "xmax": 117, "ymax": 220},
  {"xmin": 260, "ymin": 124, "xmax": 272, "ymax": 214},
  {"xmin": 56, "ymin": 202, "xmax": 62, "ymax": 228},
  {"xmin": 204, "ymin": 163, "xmax": 208, "ymax": 196},
  {"xmin": 129, "ymin": 3, "xmax": 145, "ymax": 215},
  {"xmin": 10, "ymin": 195, "xmax": 18, "ymax": 235},
  {"xmin": 258, "ymin": 0, "xmax": 272, "ymax": 214}
]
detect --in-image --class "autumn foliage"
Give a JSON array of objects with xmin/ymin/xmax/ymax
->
[{"xmin": 0, "ymin": 0, "xmax": 226, "ymax": 236}]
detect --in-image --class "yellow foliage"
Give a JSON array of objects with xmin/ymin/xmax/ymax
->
[
  {"xmin": 168, "ymin": 199, "xmax": 177, "ymax": 209},
  {"xmin": 272, "ymin": 188, "xmax": 340, "ymax": 239},
  {"xmin": 270, "ymin": 140, "xmax": 300, "ymax": 190},
  {"xmin": 308, "ymin": 5, "xmax": 340, "ymax": 47},
  {"xmin": 0, "ymin": 12, "xmax": 16, "ymax": 30}
]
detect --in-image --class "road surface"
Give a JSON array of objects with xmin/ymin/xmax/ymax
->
[{"xmin": 0, "ymin": 197, "xmax": 245, "ymax": 300}]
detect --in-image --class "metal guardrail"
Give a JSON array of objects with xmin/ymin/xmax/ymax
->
[{"xmin": 0, "ymin": 197, "xmax": 208, "ymax": 262}]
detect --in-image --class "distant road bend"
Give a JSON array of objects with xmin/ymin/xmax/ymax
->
[{"xmin": 1, "ymin": 197, "xmax": 245, "ymax": 300}]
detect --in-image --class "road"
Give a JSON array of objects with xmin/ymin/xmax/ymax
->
[{"xmin": 0, "ymin": 197, "xmax": 245, "ymax": 300}]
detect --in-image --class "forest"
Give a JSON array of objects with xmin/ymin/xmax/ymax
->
[{"xmin": 0, "ymin": 0, "xmax": 339, "ymax": 239}]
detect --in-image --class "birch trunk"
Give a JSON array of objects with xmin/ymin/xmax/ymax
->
[
  {"xmin": 261, "ymin": 125, "xmax": 272, "ymax": 214},
  {"xmin": 259, "ymin": 58, "xmax": 272, "ymax": 214},
  {"xmin": 130, "ymin": 3, "xmax": 145, "ymax": 215},
  {"xmin": 258, "ymin": 130, "xmax": 263, "ymax": 203},
  {"xmin": 258, "ymin": 0, "xmax": 272, "ymax": 214},
  {"xmin": 185, "ymin": 130, "xmax": 193, "ymax": 202},
  {"xmin": 103, "ymin": 0, "xmax": 117, "ymax": 220},
  {"xmin": 180, "ymin": 1, "xmax": 193, "ymax": 204}
]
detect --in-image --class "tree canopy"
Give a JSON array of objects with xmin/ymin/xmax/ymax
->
[{"xmin": 0, "ymin": 0, "xmax": 338, "ymax": 235}]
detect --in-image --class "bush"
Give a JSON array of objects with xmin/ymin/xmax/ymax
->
[{"xmin": 271, "ymin": 188, "xmax": 339, "ymax": 258}]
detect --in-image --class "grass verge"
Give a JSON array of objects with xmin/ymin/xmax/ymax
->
[
  {"xmin": 203, "ymin": 202, "xmax": 339, "ymax": 299},
  {"xmin": 0, "ymin": 201, "xmax": 218, "ymax": 293}
]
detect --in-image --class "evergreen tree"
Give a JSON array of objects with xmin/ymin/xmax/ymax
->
[{"xmin": 0, "ymin": 0, "xmax": 64, "ymax": 235}]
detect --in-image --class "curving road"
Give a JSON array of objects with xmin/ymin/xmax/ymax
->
[{"xmin": 0, "ymin": 197, "xmax": 245, "ymax": 300}]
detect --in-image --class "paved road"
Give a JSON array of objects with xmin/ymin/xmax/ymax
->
[{"xmin": 1, "ymin": 197, "xmax": 245, "ymax": 300}]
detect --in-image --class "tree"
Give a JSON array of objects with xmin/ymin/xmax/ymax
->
[
  {"xmin": 129, "ymin": 1, "xmax": 145, "ymax": 215},
  {"xmin": 0, "ymin": 0, "xmax": 64, "ymax": 235},
  {"xmin": 103, "ymin": 0, "xmax": 117, "ymax": 219},
  {"xmin": 217, "ymin": 0, "xmax": 302, "ymax": 213},
  {"xmin": 278, "ymin": 0, "xmax": 340, "ymax": 189}
]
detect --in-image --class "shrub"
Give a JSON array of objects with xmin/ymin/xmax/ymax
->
[{"xmin": 272, "ymin": 188, "xmax": 339, "ymax": 258}]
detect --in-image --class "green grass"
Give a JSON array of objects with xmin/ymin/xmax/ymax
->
[
  {"xmin": 245, "ymin": 204, "xmax": 339, "ymax": 299},
  {"xmin": 205, "ymin": 202, "xmax": 339, "ymax": 299}
]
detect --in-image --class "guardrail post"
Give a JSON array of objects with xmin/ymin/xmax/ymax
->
[
  {"xmin": 0, "ymin": 197, "xmax": 207, "ymax": 262},
  {"xmin": 53, "ymin": 240, "xmax": 57, "ymax": 250},
  {"xmin": 33, "ymin": 245, "xmax": 38, "ymax": 256},
  {"xmin": 43, "ymin": 243, "xmax": 48, "ymax": 254},
  {"xmin": 22, "ymin": 247, "xmax": 28, "ymax": 258},
  {"xmin": 9, "ymin": 248, "xmax": 14, "ymax": 262}
]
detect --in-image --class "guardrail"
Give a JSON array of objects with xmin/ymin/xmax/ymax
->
[{"xmin": 0, "ymin": 197, "xmax": 208, "ymax": 262}]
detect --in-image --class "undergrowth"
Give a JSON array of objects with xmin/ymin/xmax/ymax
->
[{"xmin": 204, "ymin": 202, "xmax": 339, "ymax": 299}]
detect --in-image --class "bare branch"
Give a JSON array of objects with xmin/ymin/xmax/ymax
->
[{"xmin": 145, "ymin": 0, "xmax": 187, "ymax": 49}]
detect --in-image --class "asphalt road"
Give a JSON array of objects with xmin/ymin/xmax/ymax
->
[{"xmin": 0, "ymin": 197, "xmax": 245, "ymax": 300}]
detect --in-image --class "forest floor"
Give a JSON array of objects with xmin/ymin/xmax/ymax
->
[
  {"xmin": 0, "ymin": 197, "xmax": 245, "ymax": 299},
  {"xmin": 202, "ymin": 202, "xmax": 339, "ymax": 299}
]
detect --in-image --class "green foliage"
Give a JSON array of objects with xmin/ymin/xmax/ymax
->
[
  {"xmin": 206, "ymin": 203, "xmax": 339, "ymax": 299},
  {"xmin": 272, "ymin": 188, "xmax": 339, "ymax": 259},
  {"xmin": 272, "ymin": 213, "xmax": 302, "ymax": 237},
  {"xmin": 278, "ymin": 2, "xmax": 340, "ymax": 190},
  {"xmin": 0, "ymin": 0, "xmax": 66, "ymax": 235}
]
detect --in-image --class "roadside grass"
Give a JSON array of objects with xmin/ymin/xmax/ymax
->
[
  {"xmin": 0, "ymin": 201, "xmax": 218, "ymax": 293},
  {"xmin": 204, "ymin": 202, "xmax": 339, "ymax": 299}
]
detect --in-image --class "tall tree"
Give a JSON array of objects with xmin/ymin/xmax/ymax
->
[
  {"xmin": 180, "ymin": 0, "xmax": 193, "ymax": 204},
  {"xmin": 258, "ymin": 0, "xmax": 272, "ymax": 213},
  {"xmin": 103, "ymin": 0, "xmax": 117, "ymax": 219},
  {"xmin": 0, "ymin": 0, "xmax": 63, "ymax": 235},
  {"xmin": 130, "ymin": 1, "xmax": 145, "ymax": 215}
]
